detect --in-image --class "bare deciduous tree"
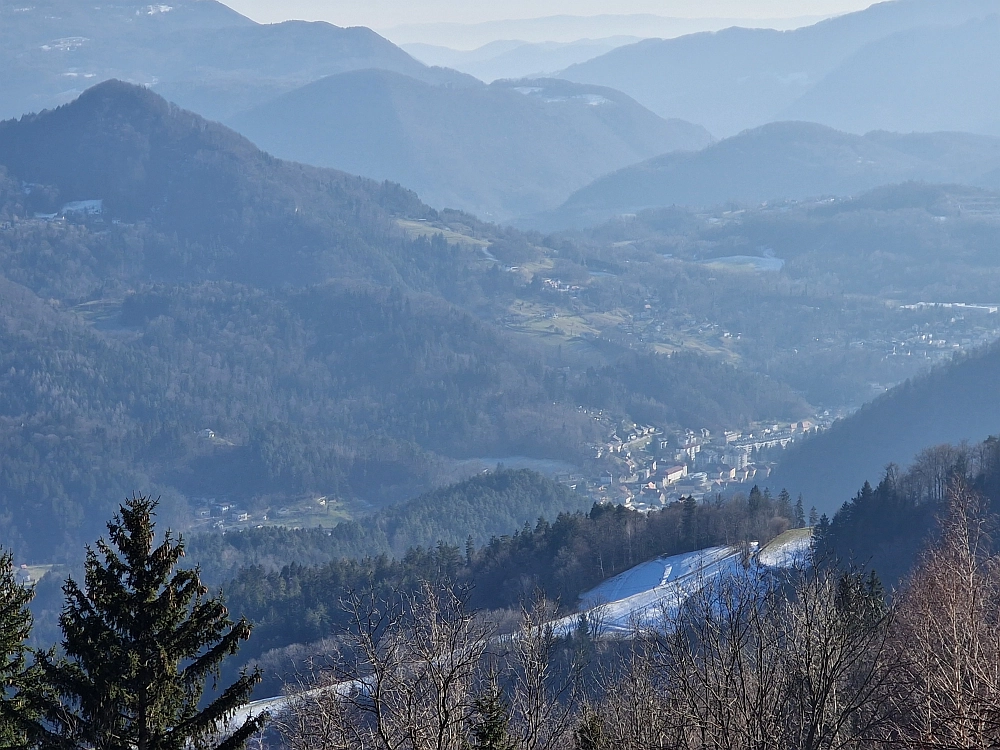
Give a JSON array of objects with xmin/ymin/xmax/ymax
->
[
  {"xmin": 889, "ymin": 480, "xmax": 1000, "ymax": 748},
  {"xmin": 507, "ymin": 597, "xmax": 581, "ymax": 750},
  {"xmin": 278, "ymin": 582, "xmax": 492, "ymax": 750},
  {"xmin": 278, "ymin": 586, "xmax": 584, "ymax": 750},
  {"xmin": 591, "ymin": 563, "xmax": 899, "ymax": 750}
]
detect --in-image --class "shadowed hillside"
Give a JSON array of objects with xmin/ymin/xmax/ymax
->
[{"xmin": 772, "ymin": 342, "xmax": 1000, "ymax": 514}]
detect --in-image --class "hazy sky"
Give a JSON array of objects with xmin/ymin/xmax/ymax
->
[{"xmin": 220, "ymin": 0, "xmax": 876, "ymax": 29}]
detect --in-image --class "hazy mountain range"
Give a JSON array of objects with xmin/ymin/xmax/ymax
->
[
  {"xmin": 229, "ymin": 73, "xmax": 711, "ymax": 221},
  {"xmin": 5, "ymin": 0, "xmax": 1000, "ymax": 229},
  {"xmin": 381, "ymin": 13, "xmax": 832, "ymax": 48},
  {"xmin": 4, "ymin": 0, "xmax": 1000, "ymax": 570},
  {"xmin": 0, "ymin": 81, "xmax": 804, "ymax": 559},
  {"xmin": 402, "ymin": 38, "xmax": 641, "ymax": 83},
  {"xmin": 531, "ymin": 122, "xmax": 1000, "ymax": 229},
  {"xmin": 0, "ymin": 0, "xmax": 468, "ymax": 121},
  {"xmin": 561, "ymin": 0, "xmax": 1000, "ymax": 137}
]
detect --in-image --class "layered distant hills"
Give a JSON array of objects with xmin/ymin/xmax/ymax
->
[
  {"xmin": 228, "ymin": 73, "xmax": 711, "ymax": 221},
  {"xmin": 533, "ymin": 123, "xmax": 1000, "ymax": 230},
  {"xmin": 0, "ymin": 0, "xmax": 468, "ymax": 121},
  {"xmin": 9, "ymin": 0, "xmax": 1000, "ymax": 228},
  {"xmin": 561, "ymin": 0, "xmax": 1000, "ymax": 138},
  {"xmin": 402, "ymin": 38, "xmax": 641, "ymax": 83},
  {"xmin": 782, "ymin": 15, "xmax": 1000, "ymax": 136}
]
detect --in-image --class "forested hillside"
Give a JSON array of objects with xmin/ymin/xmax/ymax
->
[
  {"xmin": 534, "ymin": 123, "xmax": 1000, "ymax": 229},
  {"xmin": 211, "ymin": 476, "xmax": 799, "ymax": 693},
  {"xmin": 814, "ymin": 434, "xmax": 1000, "ymax": 586},
  {"xmin": 773, "ymin": 342, "xmax": 1000, "ymax": 514},
  {"xmin": 0, "ymin": 81, "xmax": 442, "ymax": 289},
  {"xmin": 0, "ymin": 82, "xmax": 806, "ymax": 563},
  {"xmin": 186, "ymin": 469, "xmax": 594, "ymax": 583}
]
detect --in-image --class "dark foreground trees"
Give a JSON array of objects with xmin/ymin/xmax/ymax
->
[
  {"xmin": 0, "ymin": 548, "xmax": 38, "ymax": 748},
  {"xmin": 1, "ymin": 495, "xmax": 264, "ymax": 750},
  {"xmin": 276, "ymin": 587, "xmax": 580, "ymax": 750},
  {"xmin": 38, "ymin": 494, "xmax": 266, "ymax": 750},
  {"xmin": 279, "ymin": 499, "xmax": 1000, "ymax": 750},
  {"xmin": 888, "ymin": 481, "xmax": 1000, "ymax": 748}
]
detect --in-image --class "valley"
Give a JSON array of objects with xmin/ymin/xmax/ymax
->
[{"xmin": 3, "ymin": 2, "xmax": 1000, "ymax": 745}]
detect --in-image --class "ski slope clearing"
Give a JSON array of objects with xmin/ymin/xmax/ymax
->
[
  {"xmin": 555, "ymin": 530, "xmax": 813, "ymax": 636},
  {"xmin": 232, "ymin": 531, "xmax": 814, "ymax": 731}
]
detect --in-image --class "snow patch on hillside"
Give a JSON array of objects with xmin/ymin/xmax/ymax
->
[
  {"xmin": 556, "ymin": 530, "xmax": 813, "ymax": 637},
  {"xmin": 758, "ymin": 528, "xmax": 812, "ymax": 568}
]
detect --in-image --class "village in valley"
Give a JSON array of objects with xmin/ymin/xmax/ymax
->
[{"xmin": 570, "ymin": 414, "xmax": 834, "ymax": 512}]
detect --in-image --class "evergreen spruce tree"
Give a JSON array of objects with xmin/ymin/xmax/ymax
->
[
  {"xmin": 468, "ymin": 680, "xmax": 514, "ymax": 750},
  {"xmin": 795, "ymin": 495, "xmax": 806, "ymax": 528},
  {"xmin": 776, "ymin": 489, "xmax": 792, "ymax": 521},
  {"xmin": 38, "ymin": 495, "xmax": 266, "ymax": 750},
  {"xmin": 0, "ymin": 548, "xmax": 37, "ymax": 749},
  {"xmin": 682, "ymin": 495, "xmax": 698, "ymax": 548}
]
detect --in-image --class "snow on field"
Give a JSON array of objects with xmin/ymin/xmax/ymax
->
[
  {"xmin": 552, "ymin": 545, "xmax": 750, "ymax": 636},
  {"xmin": 554, "ymin": 530, "xmax": 813, "ymax": 637},
  {"xmin": 758, "ymin": 528, "xmax": 813, "ymax": 568}
]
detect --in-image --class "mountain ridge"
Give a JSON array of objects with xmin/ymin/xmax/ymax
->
[
  {"xmin": 228, "ymin": 70, "xmax": 712, "ymax": 222},
  {"xmin": 530, "ymin": 122, "xmax": 1000, "ymax": 230},
  {"xmin": 780, "ymin": 15, "xmax": 1000, "ymax": 136},
  {"xmin": 0, "ymin": 0, "xmax": 467, "ymax": 121},
  {"xmin": 772, "ymin": 342, "xmax": 1000, "ymax": 515},
  {"xmin": 560, "ymin": 0, "xmax": 1000, "ymax": 137}
]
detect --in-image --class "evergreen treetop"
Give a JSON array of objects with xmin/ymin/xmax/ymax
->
[
  {"xmin": 0, "ymin": 548, "xmax": 37, "ymax": 749},
  {"xmin": 38, "ymin": 495, "xmax": 265, "ymax": 750}
]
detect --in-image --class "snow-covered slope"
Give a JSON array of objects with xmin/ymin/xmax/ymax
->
[
  {"xmin": 232, "ymin": 531, "xmax": 813, "ymax": 731},
  {"xmin": 554, "ymin": 530, "xmax": 812, "ymax": 636},
  {"xmin": 757, "ymin": 528, "xmax": 813, "ymax": 568}
]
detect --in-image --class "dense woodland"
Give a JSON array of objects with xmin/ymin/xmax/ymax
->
[
  {"xmin": 185, "ymin": 470, "xmax": 596, "ymax": 583},
  {"xmin": 815, "ymin": 435, "xmax": 1000, "ymax": 587},
  {"xmin": 0, "ymin": 83, "xmax": 810, "ymax": 562}
]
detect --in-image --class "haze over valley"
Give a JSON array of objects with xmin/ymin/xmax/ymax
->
[{"xmin": 3, "ymin": 3, "xmax": 1000, "ymax": 745}]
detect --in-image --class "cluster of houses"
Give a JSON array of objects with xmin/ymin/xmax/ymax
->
[
  {"xmin": 30, "ymin": 199, "xmax": 105, "ymax": 223},
  {"xmin": 584, "ymin": 419, "xmax": 826, "ymax": 512},
  {"xmin": 15, "ymin": 564, "xmax": 34, "ymax": 587},
  {"xmin": 194, "ymin": 500, "xmax": 256, "ymax": 529}
]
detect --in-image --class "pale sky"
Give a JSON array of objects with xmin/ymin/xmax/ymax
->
[{"xmin": 220, "ymin": 0, "xmax": 877, "ymax": 29}]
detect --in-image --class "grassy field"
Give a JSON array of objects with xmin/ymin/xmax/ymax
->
[
  {"xmin": 266, "ymin": 496, "xmax": 354, "ymax": 530},
  {"xmin": 396, "ymin": 219, "xmax": 490, "ymax": 248},
  {"xmin": 761, "ymin": 527, "xmax": 814, "ymax": 553},
  {"xmin": 72, "ymin": 298, "xmax": 123, "ymax": 322}
]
